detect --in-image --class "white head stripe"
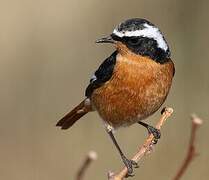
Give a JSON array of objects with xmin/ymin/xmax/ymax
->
[{"xmin": 113, "ymin": 23, "xmax": 168, "ymax": 51}]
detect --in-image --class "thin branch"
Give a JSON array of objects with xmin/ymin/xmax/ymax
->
[
  {"xmin": 108, "ymin": 107, "xmax": 174, "ymax": 180},
  {"xmin": 173, "ymin": 114, "xmax": 203, "ymax": 180},
  {"xmin": 76, "ymin": 151, "xmax": 98, "ymax": 180}
]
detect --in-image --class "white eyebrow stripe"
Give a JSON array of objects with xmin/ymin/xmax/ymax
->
[{"xmin": 113, "ymin": 23, "xmax": 168, "ymax": 51}]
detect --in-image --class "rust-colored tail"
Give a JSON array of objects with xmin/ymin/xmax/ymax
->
[{"xmin": 56, "ymin": 99, "xmax": 91, "ymax": 129}]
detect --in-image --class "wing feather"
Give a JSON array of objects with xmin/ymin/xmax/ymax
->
[{"xmin": 85, "ymin": 51, "xmax": 117, "ymax": 97}]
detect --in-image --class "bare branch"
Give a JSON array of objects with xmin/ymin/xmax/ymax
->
[
  {"xmin": 76, "ymin": 151, "xmax": 98, "ymax": 180},
  {"xmin": 173, "ymin": 114, "xmax": 203, "ymax": 180},
  {"xmin": 108, "ymin": 107, "xmax": 174, "ymax": 180}
]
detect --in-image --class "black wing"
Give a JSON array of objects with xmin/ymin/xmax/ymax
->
[{"xmin": 85, "ymin": 51, "xmax": 117, "ymax": 97}]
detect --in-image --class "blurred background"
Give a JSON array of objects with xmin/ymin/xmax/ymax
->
[{"xmin": 0, "ymin": 0, "xmax": 208, "ymax": 179}]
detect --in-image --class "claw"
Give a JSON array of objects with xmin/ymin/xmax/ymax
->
[
  {"xmin": 130, "ymin": 160, "xmax": 139, "ymax": 168},
  {"xmin": 147, "ymin": 126, "xmax": 161, "ymax": 144},
  {"xmin": 138, "ymin": 121, "xmax": 161, "ymax": 143},
  {"xmin": 122, "ymin": 156, "xmax": 138, "ymax": 177}
]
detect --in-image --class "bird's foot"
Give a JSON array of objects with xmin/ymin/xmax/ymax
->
[
  {"xmin": 138, "ymin": 121, "xmax": 161, "ymax": 144},
  {"xmin": 147, "ymin": 126, "xmax": 161, "ymax": 144},
  {"xmin": 122, "ymin": 156, "xmax": 139, "ymax": 178}
]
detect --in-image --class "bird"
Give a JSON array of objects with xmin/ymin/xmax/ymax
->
[{"xmin": 56, "ymin": 18, "xmax": 175, "ymax": 176}]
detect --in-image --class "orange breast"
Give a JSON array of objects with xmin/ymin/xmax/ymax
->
[{"xmin": 91, "ymin": 49, "xmax": 174, "ymax": 128}]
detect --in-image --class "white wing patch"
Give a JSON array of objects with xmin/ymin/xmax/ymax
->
[
  {"xmin": 90, "ymin": 74, "xmax": 97, "ymax": 82},
  {"xmin": 113, "ymin": 23, "xmax": 168, "ymax": 51}
]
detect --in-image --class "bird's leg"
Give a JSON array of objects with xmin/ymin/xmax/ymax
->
[
  {"xmin": 105, "ymin": 125, "xmax": 138, "ymax": 177},
  {"xmin": 138, "ymin": 121, "xmax": 161, "ymax": 144}
]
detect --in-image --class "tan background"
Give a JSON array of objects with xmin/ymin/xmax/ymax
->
[{"xmin": 0, "ymin": 0, "xmax": 209, "ymax": 179}]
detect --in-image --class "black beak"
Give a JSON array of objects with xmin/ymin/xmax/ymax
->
[{"xmin": 95, "ymin": 35, "xmax": 115, "ymax": 44}]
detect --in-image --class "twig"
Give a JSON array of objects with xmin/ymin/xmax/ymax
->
[
  {"xmin": 76, "ymin": 151, "xmax": 98, "ymax": 180},
  {"xmin": 108, "ymin": 107, "xmax": 174, "ymax": 180},
  {"xmin": 173, "ymin": 114, "xmax": 203, "ymax": 180}
]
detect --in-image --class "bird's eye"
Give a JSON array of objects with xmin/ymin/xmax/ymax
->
[{"xmin": 128, "ymin": 38, "xmax": 141, "ymax": 46}]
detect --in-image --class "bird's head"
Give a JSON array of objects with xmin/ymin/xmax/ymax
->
[{"xmin": 96, "ymin": 18, "xmax": 171, "ymax": 63}]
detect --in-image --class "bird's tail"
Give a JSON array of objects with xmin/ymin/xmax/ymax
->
[{"xmin": 56, "ymin": 99, "xmax": 91, "ymax": 129}]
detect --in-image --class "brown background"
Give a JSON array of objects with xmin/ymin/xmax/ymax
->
[{"xmin": 0, "ymin": 0, "xmax": 209, "ymax": 179}]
